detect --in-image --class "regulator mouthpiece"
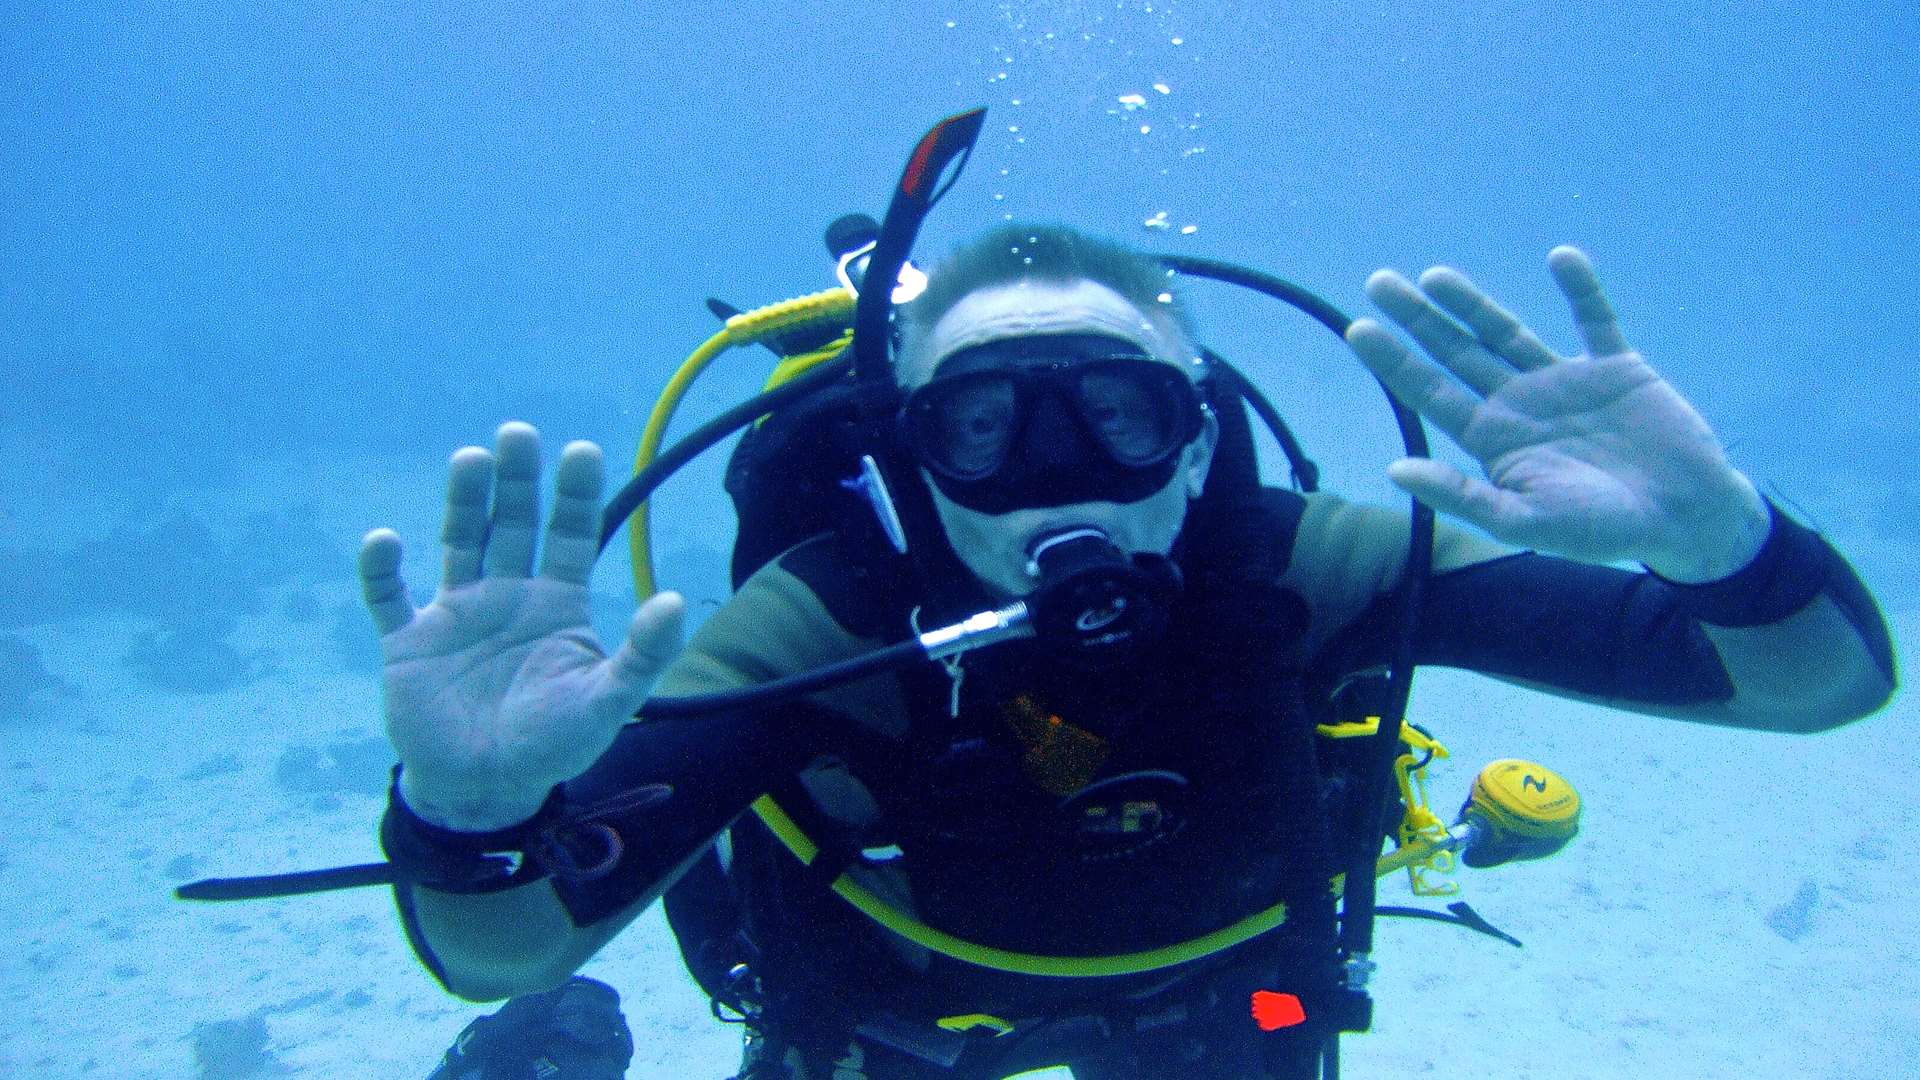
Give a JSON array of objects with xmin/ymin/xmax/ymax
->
[{"xmin": 1023, "ymin": 529, "xmax": 1180, "ymax": 663}]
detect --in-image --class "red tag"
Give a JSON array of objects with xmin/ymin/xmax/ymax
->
[{"xmin": 1250, "ymin": 990, "xmax": 1306, "ymax": 1031}]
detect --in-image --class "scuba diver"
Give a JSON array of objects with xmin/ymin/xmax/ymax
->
[{"xmin": 237, "ymin": 112, "xmax": 1892, "ymax": 1077}]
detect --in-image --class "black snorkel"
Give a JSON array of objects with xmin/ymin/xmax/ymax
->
[{"xmin": 851, "ymin": 107, "xmax": 986, "ymax": 385}]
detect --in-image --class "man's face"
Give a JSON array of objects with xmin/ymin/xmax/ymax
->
[{"xmin": 899, "ymin": 278, "xmax": 1217, "ymax": 599}]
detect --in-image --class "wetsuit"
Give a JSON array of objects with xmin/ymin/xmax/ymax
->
[{"xmin": 456, "ymin": 488, "xmax": 1897, "ymax": 1079}]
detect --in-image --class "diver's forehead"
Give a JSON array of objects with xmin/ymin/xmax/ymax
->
[{"xmin": 901, "ymin": 280, "xmax": 1184, "ymax": 386}]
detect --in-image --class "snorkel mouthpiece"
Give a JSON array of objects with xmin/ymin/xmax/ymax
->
[{"xmin": 1024, "ymin": 528, "xmax": 1181, "ymax": 662}]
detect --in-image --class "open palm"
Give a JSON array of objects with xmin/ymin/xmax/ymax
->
[
  {"xmin": 1346, "ymin": 247, "xmax": 1766, "ymax": 580},
  {"xmin": 360, "ymin": 423, "xmax": 684, "ymax": 831}
]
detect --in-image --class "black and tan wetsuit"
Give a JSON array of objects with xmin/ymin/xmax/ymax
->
[{"xmin": 530, "ymin": 488, "xmax": 1894, "ymax": 1080}]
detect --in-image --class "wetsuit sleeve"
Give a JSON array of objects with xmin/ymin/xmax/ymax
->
[
  {"xmin": 544, "ymin": 556, "xmax": 890, "ymax": 927},
  {"xmin": 1289, "ymin": 492, "xmax": 1897, "ymax": 733}
]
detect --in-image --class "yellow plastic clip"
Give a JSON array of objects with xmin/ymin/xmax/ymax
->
[
  {"xmin": 1314, "ymin": 718, "xmax": 1381, "ymax": 740},
  {"xmin": 936, "ymin": 1014, "xmax": 1016, "ymax": 1037},
  {"xmin": 1389, "ymin": 719, "xmax": 1457, "ymax": 897}
]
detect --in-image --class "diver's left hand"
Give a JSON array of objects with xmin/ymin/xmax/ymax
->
[{"xmin": 1346, "ymin": 246, "xmax": 1770, "ymax": 583}]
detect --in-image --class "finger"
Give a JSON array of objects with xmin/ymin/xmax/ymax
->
[
  {"xmin": 603, "ymin": 591, "xmax": 687, "ymax": 717},
  {"xmin": 482, "ymin": 422, "xmax": 542, "ymax": 580},
  {"xmin": 539, "ymin": 440, "xmax": 606, "ymax": 585},
  {"xmin": 1364, "ymin": 269, "xmax": 1513, "ymax": 397},
  {"xmin": 1548, "ymin": 246, "xmax": 1631, "ymax": 358},
  {"xmin": 1345, "ymin": 318, "xmax": 1478, "ymax": 441},
  {"xmin": 1417, "ymin": 267, "xmax": 1562, "ymax": 372},
  {"xmin": 440, "ymin": 446, "xmax": 494, "ymax": 591},
  {"xmin": 1384, "ymin": 458, "xmax": 1534, "ymax": 538},
  {"xmin": 358, "ymin": 528, "xmax": 415, "ymax": 636}
]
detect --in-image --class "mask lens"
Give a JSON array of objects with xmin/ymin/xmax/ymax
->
[
  {"xmin": 919, "ymin": 373, "xmax": 1020, "ymax": 479},
  {"xmin": 1076, "ymin": 361, "xmax": 1185, "ymax": 466}
]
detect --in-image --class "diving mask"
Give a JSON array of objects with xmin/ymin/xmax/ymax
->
[{"xmin": 899, "ymin": 333, "xmax": 1207, "ymax": 514}]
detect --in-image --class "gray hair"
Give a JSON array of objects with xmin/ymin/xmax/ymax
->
[{"xmin": 898, "ymin": 222, "xmax": 1197, "ymax": 352}]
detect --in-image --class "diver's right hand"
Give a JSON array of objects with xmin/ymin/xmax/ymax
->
[{"xmin": 359, "ymin": 422, "xmax": 685, "ymax": 832}]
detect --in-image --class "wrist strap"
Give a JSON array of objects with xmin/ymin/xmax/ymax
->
[
  {"xmin": 379, "ymin": 766, "xmax": 666, "ymax": 896},
  {"xmin": 1650, "ymin": 498, "xmax": 1832, "ymax": 627},
  {"xmin": 379, "ymin": 766, "xmax": 569, "ymax": 894}
]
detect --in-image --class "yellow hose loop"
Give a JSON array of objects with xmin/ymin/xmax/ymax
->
[
  {"xmin": 631, "ymin": 327, "xmax": 733, "ymax": 599},
  {"xmin": 627, "ymin": 290, "xmax": 856, "ymax": 600},
  {"xmin": 749, "ymin": 794, "xmax": 1295, "ymax": 979}
]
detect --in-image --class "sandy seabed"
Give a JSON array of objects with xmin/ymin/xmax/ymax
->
[{"xmin": 1, "ymin": 450, "xmax": 1913, "ymax": 1080}]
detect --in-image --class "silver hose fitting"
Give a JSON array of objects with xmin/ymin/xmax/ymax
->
[{"xmin": 917, "ymin": 602, "xmax": 1032, "ymax": 661}]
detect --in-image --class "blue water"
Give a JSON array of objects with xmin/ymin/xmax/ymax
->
[{"xmin": 2, "ymin": 2, "xmax": 1913, "ymax": 1076}]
